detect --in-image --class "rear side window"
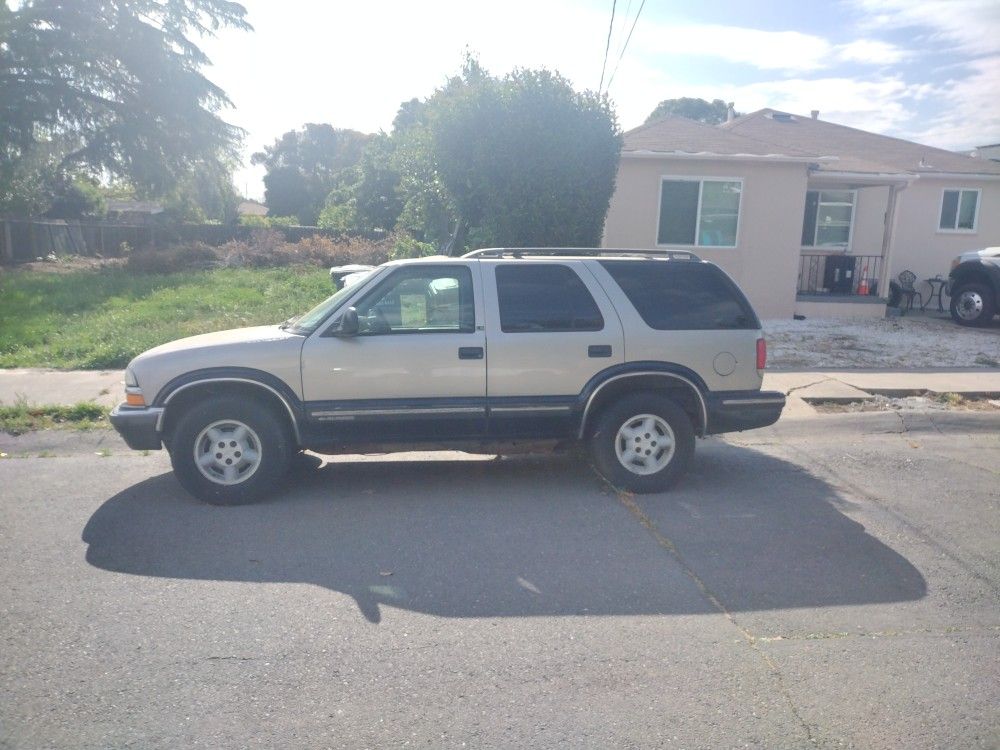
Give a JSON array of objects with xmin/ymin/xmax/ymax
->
[
  {"xmin": 600, "ymin": 260, "xmax": 758, "ymax": 330},
  {"xmin": 496, "ymin": 264, "xmax": 604, "ymax": 333}
]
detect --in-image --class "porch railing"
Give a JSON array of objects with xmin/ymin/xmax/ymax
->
[{"xmin": 798, "ymin": 254, "xmax": 883, "ymax": 297}]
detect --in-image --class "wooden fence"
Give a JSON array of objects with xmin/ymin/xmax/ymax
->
[{"xmin": 0, "ymin": 220, "xmax": 359, "ymax": 263}]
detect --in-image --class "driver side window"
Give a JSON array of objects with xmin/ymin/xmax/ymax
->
[{"xmin": 353, "ymin": 266, "xmax": 475, "ymax": 335}]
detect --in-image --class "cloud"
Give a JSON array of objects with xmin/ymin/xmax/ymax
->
[
  {"xmin": 835, "ymin": 39, "xmax": 909, "ymax": 65},
  {"xmin": 908, "ymin": 55, "xmax": 1000, "ymax": 149},
  {"xmin": 851, "ymin": 0, "xmax": 1000, "ymax": 57},
  {"xmin": 632, "ymin": 23, "xmax": 908, "ymax": 72}
]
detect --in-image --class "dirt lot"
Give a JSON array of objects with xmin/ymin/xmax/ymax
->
[{"xmin": 765, "ymin": 313, "xmax": 1000, "ymax": 369}]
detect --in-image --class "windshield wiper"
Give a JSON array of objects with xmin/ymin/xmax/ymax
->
[{"xmin": 279, "ymin": 315, "xmax": 301, "ymax": 330}]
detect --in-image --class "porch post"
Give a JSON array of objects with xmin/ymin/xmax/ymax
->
[{"xmin": 878, "ymin": 183, "xmax": 904, "ymax": 299}]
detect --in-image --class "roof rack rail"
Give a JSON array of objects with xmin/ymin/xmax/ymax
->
[{"xmin": 461, "ymin": 247, "xmax": 702, "ymax": 261}]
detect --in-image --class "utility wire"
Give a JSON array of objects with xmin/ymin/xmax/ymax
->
[
  {"xmin": 598, "ymin": 0, "xmax": 617, "ymax": 94},
  {"xmin": 605, "ymin": 0, "xmax": 646, "ymax": 92}
]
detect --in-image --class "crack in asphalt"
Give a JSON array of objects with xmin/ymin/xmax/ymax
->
[
  {"xmin": 756, "ymin": 624, "xmax": 1000, "ymax": 642},
  {"xmin": 605, "ymin": 481, "xmax": 818, "ymax": 747}
]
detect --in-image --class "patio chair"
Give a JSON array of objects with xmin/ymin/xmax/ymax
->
[{"xmin": 897, "ymin": 270, "xmax": 923, "ymax": 313}]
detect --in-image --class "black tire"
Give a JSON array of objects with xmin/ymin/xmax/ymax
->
[
  {"xmin": 588, "ymin": 393, "xmax": 695, "ymax": 493},
  {"xmin": 169, "ymin": 396, "xmax": 293, "ymax": 505},
  {"xmin": 950, "ymin": 282, "xmax": 996, "ymax": 327}
]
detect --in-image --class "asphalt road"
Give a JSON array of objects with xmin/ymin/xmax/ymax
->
[{"xmin": 1, "ymin": 411, "xmax": 998, "ymax": 749}]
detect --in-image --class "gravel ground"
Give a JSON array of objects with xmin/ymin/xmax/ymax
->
[{"xmin": 764, "ymin": 313, "xmax": 1000, "ymax": 369}]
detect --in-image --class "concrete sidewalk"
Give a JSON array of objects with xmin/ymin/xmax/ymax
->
[
  {"xmin": 1, "ymin": 367, "xmax": 999, "ymax": 417},
  {"xmin": 0, "ymin": 369, "xmax": 124, "ymax": 408}
]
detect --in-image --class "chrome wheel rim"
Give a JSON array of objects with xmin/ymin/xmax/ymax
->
[
  {"xmin": 614, "ymin": 413, "xmax": 676, "ymax": 476},
  {"xmin": 956, "ymin": 290, "xmax": 984, "ymax": 321},
  {"xmin": 194, "ymin": 420, "xmax": 262, "ymax": 485}
]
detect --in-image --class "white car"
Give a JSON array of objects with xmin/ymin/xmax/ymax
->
[{"xmin": 111, "ymin": 249, "xmax": 784, "ymax": 504}]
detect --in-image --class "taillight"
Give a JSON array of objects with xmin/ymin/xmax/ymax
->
[{"xmin": 756, "ymin": 338, "xmax": 767, "ymax": 370}]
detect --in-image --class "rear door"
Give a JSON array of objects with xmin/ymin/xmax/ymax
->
[{"xmin": 481, "ymin": 260, "xmax": 624, "ymax": 437}]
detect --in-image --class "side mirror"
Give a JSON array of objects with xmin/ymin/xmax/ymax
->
[{"xmin": 334, "ymin": 307, "xmax": 359, "ymax": 337}]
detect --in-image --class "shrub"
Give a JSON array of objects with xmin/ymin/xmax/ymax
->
[
  {"xmin": 125, "ymin": 241, "xmax": 219, "ymax": 274},
  {"xmin": 389, "ymin": 234, "xmax": 438, "ymax": 260},
  {"xmin": 120, "ymin": 232, "xmax": 395, "ymax": 274}
]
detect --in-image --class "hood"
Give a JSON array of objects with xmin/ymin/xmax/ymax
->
[
  {"xmin": 136, "ymin": 325, "xmax": 297, "ymax": 359},
  {"xmin": 128, "ymin": 325, "xmax": 306, "ymax": 404},
  {"xmin": 958, "ymin": 247, "xmax": 1000, "ymax": 263}
]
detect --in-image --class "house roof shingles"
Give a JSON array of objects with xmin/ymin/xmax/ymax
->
[
  {"xmin": 721, "ymin": 109, "xmax": 1000, "ymax": 177},
  {"xmin": 623, "ymin": 114, "xmax": 820, "ymax": 160}
]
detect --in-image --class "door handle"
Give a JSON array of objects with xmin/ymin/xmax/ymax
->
[
  {"xmin": 588, "ymin": 345, "xmax": 612, "ymax": 358},
  {"xmin": 458, "ymin": 347, "xmax": 484, "ymax": 360}
]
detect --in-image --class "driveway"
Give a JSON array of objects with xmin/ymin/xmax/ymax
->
[{"xmin": 1, "ymin": 411, "xmax": 998, "ymax": 748}]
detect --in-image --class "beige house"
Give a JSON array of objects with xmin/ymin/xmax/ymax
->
[{"xmin": 602, "ymin": 110, "xmax": 1000, "ymax": 319}]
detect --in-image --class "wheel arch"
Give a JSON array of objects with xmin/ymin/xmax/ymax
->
[
  {"xmin": 952, "ymin": 262, "xmax": 1000, "ymax": 298},
  {"xmin": 578, "ymin": 365, "xmax": 708, "ymax": 439},
  {"xmin": 155, "ymin": 372, "xmax": 302, "ymax": 446}
]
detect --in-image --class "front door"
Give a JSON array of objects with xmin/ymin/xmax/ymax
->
[{"xmin": 300, "ymin": 262, "xmax": 487, "ymax": 442}]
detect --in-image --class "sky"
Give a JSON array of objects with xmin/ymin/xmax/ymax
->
[{"xmin": 198, "ymin": 0, "xmax": 1000, "ymax": 200}]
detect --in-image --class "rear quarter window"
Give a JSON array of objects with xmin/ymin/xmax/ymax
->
[{"xmin": 599, "ymin": 260, "xmax": 759, "ymax": 330}]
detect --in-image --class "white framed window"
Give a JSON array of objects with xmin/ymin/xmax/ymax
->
[
  {"xmin": 938, "ymin": 188, "xmax": 980, "ymax": 232},
  {"xmin": 801, "ymin": 189, "xmax": 855, "ymax": 248},
  {"xmin": 656, "ymin": 177, "xmax": 742, "ymax": 248}
]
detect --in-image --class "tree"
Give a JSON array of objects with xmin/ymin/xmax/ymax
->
[
  {"xmin": 645, "ymin": 98, "xmax": 736, "ymax": 125},
  {"xmin": 414, "ymin": 59, "xmax": 622, "ymax": 251},
  {"xmin": 251, "ymin": 124, "xmax": 370, "ymax": 225},
  {"xmin": 1, "ymin": 0, "xmax": 250, "ymax": 215},
  {"xmin": 321, "ymin": 59, "xmax": 621, "ymax": 252}
]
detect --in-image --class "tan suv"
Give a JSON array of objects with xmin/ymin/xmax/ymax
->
[{"xmin": 110, "ymin": 249, "xmax": 784, "ymax": 504}]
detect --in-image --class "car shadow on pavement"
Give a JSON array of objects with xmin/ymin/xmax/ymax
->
[{"xmin": 82, "ymin": 442, "xmax": 926, "ymax": 623}]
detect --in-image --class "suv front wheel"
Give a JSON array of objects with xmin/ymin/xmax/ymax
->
[
  {"xmin": 169, "ymin": 396, "xmax": 293, "ymax": 505},
  {"xmin": 589, "ymin": 393, "xmax": 695, "ymax": 493}
]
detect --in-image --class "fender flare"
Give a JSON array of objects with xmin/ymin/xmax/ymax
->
[
  {"xmin": 154, "ymin": 368, "xmax": 303, "ymax": 444},
  {"xmin": 577, "ymin": 363, "xmax": 709, "ymax": 438}
]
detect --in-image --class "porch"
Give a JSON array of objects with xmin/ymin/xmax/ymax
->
[{"xmin": 792, "ymin": 171, "xmax": 913, "ymax": 318}]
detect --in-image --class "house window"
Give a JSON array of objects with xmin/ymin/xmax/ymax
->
[
  {"xmin": 657, "ymin": 178, "xmax": 741, "ymax": 247},
  {"xmin": 801, "ymin": 190, "xmax": 855, "ymax": 248},
  {"xmin": 939, "ymin": 189, "xmax": 979, "ymax": 232}
]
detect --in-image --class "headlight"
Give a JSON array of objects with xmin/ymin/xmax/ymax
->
[{"xmin": 124, "ymin": 367, "xmax": 138, "ymax": 387}]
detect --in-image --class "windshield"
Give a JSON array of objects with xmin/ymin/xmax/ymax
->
[{"xmin": 287, "ymin": 270, "xmax": 378, "ymax": 335}]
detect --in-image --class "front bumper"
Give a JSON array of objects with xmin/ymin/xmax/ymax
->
[
  {"xmin": 109, "ymin": 403, "xmax": 164, "ymax": 450},
  {"xmin": 705, "ymin": 390, "xmax": 785, "ymax": 435}
]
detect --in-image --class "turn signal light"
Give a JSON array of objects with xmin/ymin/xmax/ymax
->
[
  {"xmin": 756, "ymin": 338, "xmax": 767, "ymax": 370},
  {"xmin": 125, "ymin": 392, "xmax": 146, "ymax": 407}
]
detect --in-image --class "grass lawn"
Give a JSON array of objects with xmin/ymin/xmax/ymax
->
[{"xmin": 0, "ymin": 266, "xmax": 333, "ymax": 369}]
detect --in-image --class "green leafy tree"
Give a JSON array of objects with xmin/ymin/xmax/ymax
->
[
  {"xmin": 251, "ymin": 124, "xmax": 370, "ymax": 225},
  {"xmin": 645, "ymin": 98, "xmax": 736, "ymax": 125},
  {"xmin": 416, "ymin": 59, "xmax": 622, "ymax": 252},
  {"xmin": 1, "ymin": 0, "xmax": 250, "ymax": 216},
  {"xmin": 46, "ymin": 175, "xmax": 106, "ymax": 219},
  {"xmin": 161, "ymin": 159, "xmax": 241, "ymax": 223}
]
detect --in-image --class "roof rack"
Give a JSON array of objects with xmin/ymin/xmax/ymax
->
[{"xmin": 461, "ymin": 247, "xmax": 702, "ymax": 261}]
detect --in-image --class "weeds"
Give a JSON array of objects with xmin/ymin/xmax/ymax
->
[{"xmin": 0, "ymin": 400, "xmax": 108, "ymax": 435}]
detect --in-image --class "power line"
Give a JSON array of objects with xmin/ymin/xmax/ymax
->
[
  {"xmin": 598, "ymin": 0, "xmax": 617, "ymax": 94},
  {"xmin": 605, "ymin": 0, "xmax": 646, "ymax": 92}
]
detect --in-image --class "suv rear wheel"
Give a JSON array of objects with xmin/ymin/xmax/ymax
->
[
  {"xmin": 169, "ymin": 396, "xmax": 293, "ymax": 505},
  {"xmin": 589, "ymin": 393, "xmax": 695, "ymax": 493},
  {"xmin": 950, "ymin": 282, "xmax": 996, "ymax": 327}
]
